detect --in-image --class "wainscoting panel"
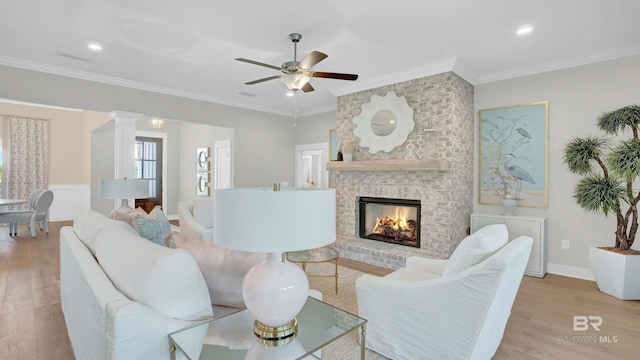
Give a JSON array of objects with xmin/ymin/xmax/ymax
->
[{"xmin": 48, "ymin": 184, "xmax": 90, "ymax": 221}]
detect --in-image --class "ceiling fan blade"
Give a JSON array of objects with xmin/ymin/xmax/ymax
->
[
  {"xmin": 301, "ymin": 82, "xmax": 315, "ymax": 93},
  {"xmin": 311, "ymin": 71, "xmax": 358, "ymax": 81},
  {"xmin": 245, "ymin": 75, "xmax": 282, "ymax": 85},
  {"xmin": 235, "ymin": 58, "xmax": 281, "ymax": 71},
  {"xmin": 298, "ymin": 51, "xmax": 328, "ymax": 70}
]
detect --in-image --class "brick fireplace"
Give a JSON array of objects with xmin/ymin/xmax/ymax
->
[{"xmin": 332, "ymin": 72, "xmax": 474, "ymax": 270}]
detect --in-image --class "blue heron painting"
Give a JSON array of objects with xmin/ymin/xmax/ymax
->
[
  {"xmin": 479, "ymin": 101, "xmax": 548, "ymax": 207},
  {"xmin": 503, "ymin": 153, "xmax": 535, "ymax": 199}
]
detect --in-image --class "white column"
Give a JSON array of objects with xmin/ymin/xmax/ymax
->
[{"xmin": 109, "ymin": 111, "xmax": 142, "ymax": 180}]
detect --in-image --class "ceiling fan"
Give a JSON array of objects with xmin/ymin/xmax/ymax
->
[{"xmin": 235, "ymin": 33, "xmax": 358, "ymax": 93}]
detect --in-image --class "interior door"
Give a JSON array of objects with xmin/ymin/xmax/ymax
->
[
  {"xmin": 214, "ymin": 139, "xmax": 232, "ymax": 189},
  {"xmin": 134, "ymin": 136, "xmax": 163, "ymax": 212},
  {"xmin": 295, "ymin": 143, "xmax": 329, "ymax": 188}
]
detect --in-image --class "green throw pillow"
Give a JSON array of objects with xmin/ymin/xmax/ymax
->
[{"xmin": 135, "ymin": 206, "xmax": 171, "ymax": 246}]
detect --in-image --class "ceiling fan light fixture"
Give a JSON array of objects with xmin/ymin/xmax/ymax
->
[{"xmin": 280, "ymin": 73, "xmax": 310, "ymax": 90}]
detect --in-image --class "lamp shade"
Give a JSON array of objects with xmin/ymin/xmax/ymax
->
[
  {"xmin": 99, "ymin": 179, "xmax": 150, "ymax": 199},
  {"xmin": 214, "ymin": 187, "xmax": 336, "ymax": 253}
]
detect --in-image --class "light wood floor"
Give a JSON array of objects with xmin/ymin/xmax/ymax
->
[{"xmin": 1, "ymin": 221, "xmax": 638, "ymax": 359}]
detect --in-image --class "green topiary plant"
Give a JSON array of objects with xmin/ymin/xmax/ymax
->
[{"xmin": 563, "ymin": 104, "xmax": 640, "ymax": 252}]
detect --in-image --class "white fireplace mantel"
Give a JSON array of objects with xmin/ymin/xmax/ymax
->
[{"xmin": 326, "ymin": 158, "xmax": 448, "ymax": 172}]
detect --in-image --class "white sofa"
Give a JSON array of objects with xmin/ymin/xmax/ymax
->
[
  {"xmin": 177, "ymin": 199, "xmax": 214, "ymax": 241},
  {"xmin": 60, "ymin": 210, "xmax": 236, "ymax": 360},
  {"xmin": 356, "ymin": 225, "xmax": 533, "ymax": 360}
]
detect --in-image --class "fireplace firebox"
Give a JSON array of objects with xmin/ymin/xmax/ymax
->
[{"xmin": 358, "ymin": 197, "xmax": 421, "ymax": 248}]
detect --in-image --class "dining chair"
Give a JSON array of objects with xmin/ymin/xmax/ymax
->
[{"xmin": 0, "ymin": 189, "xmax": 54, "ymax": 237}]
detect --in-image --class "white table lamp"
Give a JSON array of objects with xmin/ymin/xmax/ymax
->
[
  {"xmin": 214, "ymin": 186, "xmax": 336, "ymax": 345},
  {"xmin": 99, "ymin": 178, "xmax": 150, "ymax": 217}
]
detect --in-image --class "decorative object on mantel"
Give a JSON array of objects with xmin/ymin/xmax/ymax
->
[
  {"xmin": 404, "ymin": 139, "xmax": 416, "ymax": 160},
  {"xmin": 501, "ymin": 193, "xmax": 517, "ymax": 216},
  {"xmin": 416, "ymin": 134, "xmax": 426, "ymax": 159},
  {"xmin": 353, "ymin": 91, "xmax": 415, "ymax": 154},
  {"xmin": 342, "ymin": 141, "xmax": 354, "ymax": 162}
]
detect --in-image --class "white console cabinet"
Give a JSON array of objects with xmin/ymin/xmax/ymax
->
[{"xmin": 471, "ymin": 213, "xmax": 547, "ymax": 278}]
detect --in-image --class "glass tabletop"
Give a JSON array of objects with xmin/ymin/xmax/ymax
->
[
  {"xmin": 286, "ymin": 246, "xmax": 339, "ymax": 263},
  {"xmin": 169, "ymin": 297, "xmax": 365, "ymax": 360}
]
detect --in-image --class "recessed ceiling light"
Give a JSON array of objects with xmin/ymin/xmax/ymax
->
[
  {"xmin": 516, "ymin": 26, "xmax": 533, "ymax": 36},
  {"xmin": 87, "ymin": 42, "xmax": 103, "ymax": 52},
  {"xmin": 286, "ymin": 91, "xmax": 295, "ymax": 97}
]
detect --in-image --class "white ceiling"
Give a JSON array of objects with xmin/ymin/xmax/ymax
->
[{"xmin": 1, "ymin": 0, "xmax": 639, "ymax": 117}]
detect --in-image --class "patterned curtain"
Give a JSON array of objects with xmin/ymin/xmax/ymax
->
[{"xmin": 4, "ymin": 117, "xmax": 49, "ymax": 203}]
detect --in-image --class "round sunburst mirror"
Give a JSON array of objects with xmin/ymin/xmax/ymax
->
[{"xmin": 353, "ymin": 91, "xmax": 414, "ymax": 154}]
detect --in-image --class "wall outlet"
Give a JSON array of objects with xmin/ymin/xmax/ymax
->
[
  {"xmin": 561, "ymin": 239, "xmax": 570, "ymax": 250},
  {"xmin": 280, "ymin": 182, "xmax": 289, "ymax": 187}
]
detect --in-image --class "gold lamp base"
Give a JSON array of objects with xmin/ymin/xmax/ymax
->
[{"xmin": 254, "ymin": 318, "xmax": 298, "ymax": 346}]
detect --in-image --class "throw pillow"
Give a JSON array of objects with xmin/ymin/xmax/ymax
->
[
  {"xmin": 134, "ymin": 206, "xmax": 172, "ymax": 246},
  {"xmin": 441, "ymin": 231, "xmax": 507, "ymax": 276},
  {"xmin": 112, "ymin": 207, "xmax": 148, "ymax": 230},
  {"xmin": 172, "ymin": 232, "xmax": 265, "ymax": 308}
]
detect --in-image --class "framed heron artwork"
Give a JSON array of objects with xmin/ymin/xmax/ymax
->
[{"xmin": 478, "ymin": 101, "xmax": 549, "ymax": 208}]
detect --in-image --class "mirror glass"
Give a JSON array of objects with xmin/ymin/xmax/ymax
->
[{"xmin": 370, "ymin": 110, "xmax": 397, "ymax": 136}]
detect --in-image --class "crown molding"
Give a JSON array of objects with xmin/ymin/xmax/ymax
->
[
  {"xmin": 330, "ymin": 57, "xmax": 462, "ymax": 97},
  {"xmin": 475, "ymin": 43, "xmax": 640, "ymax": 84},
  {"xmin": 0, "ymin": 55, "xmax": 294, "ymax": 117},
  {"xmin": 0, "ymin": 97, "xmax": 83, "ymax": 112}
]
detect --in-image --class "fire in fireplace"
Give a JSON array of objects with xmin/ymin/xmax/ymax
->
[{"xmin": 358, "ymin": 197, "xmax": 421, "ymax": 248}]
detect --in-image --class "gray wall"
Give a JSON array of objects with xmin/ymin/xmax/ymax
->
[
  {"xmin": 294, "ymin": 111, "xmax": 337, "ymax": 145},
  {"xmin": 474, "ymin": 54, "xmax": 640, "ymax": 275},
  {"xmin": 0, "ymin": 65, "xmax": 296, "ymax": 189}
]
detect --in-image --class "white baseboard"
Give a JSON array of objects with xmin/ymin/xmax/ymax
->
[{"xmin": 547, "ymin": 263, "xmax": 595, "ymax": 281}]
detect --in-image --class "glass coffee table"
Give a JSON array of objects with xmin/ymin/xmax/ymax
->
[
  {"xmin": 286, "ymin": 246, "xmax": 339, "ymax": 294},
  {"xmin": 169, "ymin": 297, "xmax": 366, "ymax": 360}
]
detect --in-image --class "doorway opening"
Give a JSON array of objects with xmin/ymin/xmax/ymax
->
[{"xmin": 134, "ymin": 136, "xmax": 163, "ymax": 212}]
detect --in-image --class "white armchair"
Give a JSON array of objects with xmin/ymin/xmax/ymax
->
[
  {"xmin": 388, "ymin": 224, "xmax": 509, "ymax": 281},
  {"xmin": 177, "ymin": 200, "xmax": 214, "ymax": 241},
  {"xmin": 356, "ymin": 225, "xmax": 532, "ymax": 360}
]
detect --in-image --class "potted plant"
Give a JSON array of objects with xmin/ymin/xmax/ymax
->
[{"xmin": 563, "ymin": 104, "xmax": 640, "ymax": 300}]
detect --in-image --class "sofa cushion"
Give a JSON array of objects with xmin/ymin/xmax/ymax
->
[
  {"xmin": 73, "ymin": 210, "xmax": 137, "ymax": 255},
  {"xmin": 191, "ymin": 199, "xmax": 214, "ymax": 229},
  {"xmin": 133, "ymin": 206, "xmax": 172, "ymax": 246},
  {"xmin": 95, "ymin": 227, "xmax": 213, "ymax": 321},
  {"xmin": 171, "ymin": 232, "xmax": 265, "ymax": 308},
  {"xmin": 441, "ymin": 232, "xmax": 506, "ymax": 276}
]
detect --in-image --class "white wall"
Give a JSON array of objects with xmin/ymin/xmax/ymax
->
[{"xmin": 474, "ymin": 54, "xmax": 640, "ymax": 278}]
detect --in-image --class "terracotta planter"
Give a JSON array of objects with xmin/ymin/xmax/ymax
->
[{"xmin": 589, "ymin": 247, "xmax": 640, "ymax": 300}]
